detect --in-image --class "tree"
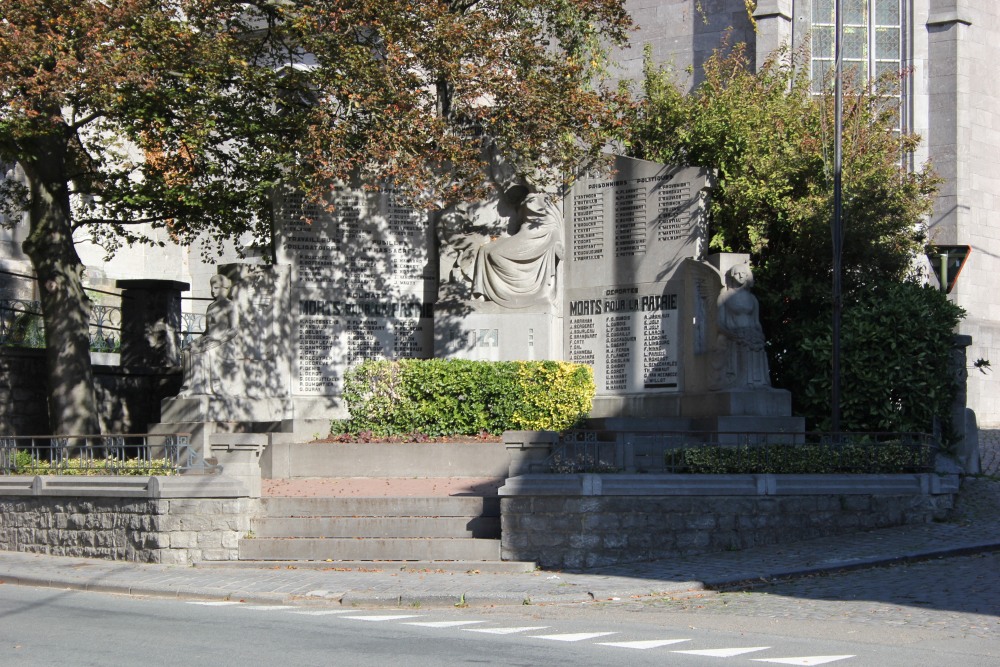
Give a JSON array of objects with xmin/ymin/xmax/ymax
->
[
  {"xmin": 0, "ymin": 0, "xmax": 632, "ymax": 435},
  {"xmin": 625, "ymin": 41, "xmax": 957, "ymax": 432}
]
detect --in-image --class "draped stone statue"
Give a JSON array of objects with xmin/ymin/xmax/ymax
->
[
  {"xmin": 471, "ymin": 192, "xmax": 564, "ymax": 308},
  {"xmin": 713, "ymin": 264, "xmax": 770, "ymax": 389},
  {"xmin": 178, "ymin": 274, "xmax": 239, "ymax": 396}
]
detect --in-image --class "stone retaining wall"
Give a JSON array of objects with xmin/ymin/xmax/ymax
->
[
  {"xmin": 500, "ymin": 474, "xmax": 959, "ymax": 569},
  {"xmin": 0, "ymin": 476, "xmax": 255, "ymax": 564}
]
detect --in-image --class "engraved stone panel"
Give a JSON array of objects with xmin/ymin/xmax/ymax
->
[
  {"xmin": 564, "ymin": 156, "xmax": 709, "ymax": 396},
  {"xmin": 276, "ymin": 185, "xmax": 434, "ymax": 396}
]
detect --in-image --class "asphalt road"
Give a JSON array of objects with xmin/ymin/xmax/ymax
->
[{"xmin": 2, "ymin": 553, "xmax": 998, "ymax": 667}]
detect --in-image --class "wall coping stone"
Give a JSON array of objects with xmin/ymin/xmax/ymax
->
[
  {"xmin": 498, "ymin": 473, "xmax": 960, "ymax": 497},
  {"xmin": 0, "ymin": 475, "xmax": 249, "ymax": 498}
]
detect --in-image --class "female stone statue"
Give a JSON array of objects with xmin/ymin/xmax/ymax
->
[
  {"xmin": 472, "ymin": 192, "xmax": 564, "ymax": 308},
  {"xmin": 178, "ymin": 274, "xmax": 239, "ymax": 396},
  {"xmin": 714, "ymin": 264, "xmax": 770, "ymax": 389}
]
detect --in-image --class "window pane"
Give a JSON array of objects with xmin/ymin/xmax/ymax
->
[
  {"xmin": 875, "ymin": 0, "xmax": 900, "ymax": 25},
  {"xmin": 813, "ymin": 0, "xmax": 835, "ymax": 24},
  {"xmin": 844, "ymin": 27, "xmax": 868, "ymax": 60},
  {"xmin": 875, "ymin": 27, "xmax": 900, "ymax": 60},
  {"xmin": 845, "ymin": 0, "xmax": 868, "ymax": 26},
  {"xmin": 813, "ymin": 26, "xmax": 835, "ymax": 59},
  {"xmin": 875, "ymin": 60, "xmax": 900, "ymax": 80},
  {"xmin": 812, "ymin": 59, "xmax": 834, "ymax": 93}
]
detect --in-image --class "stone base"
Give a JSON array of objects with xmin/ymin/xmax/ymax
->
[
  {"xmin": 433, "ymin": 300, "xmax": 562, "ymax": 361},
  {"xmin": 161, "ymin": 395, "xmax": 294, "ymax": 423},
  {"xmin": 590, "ymin": 388, "xmax": 794, "ymax": 420}
]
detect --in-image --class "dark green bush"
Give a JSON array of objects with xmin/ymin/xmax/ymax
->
[
  {"xmin": 671, "ymin": 441, "xmax": 931, "ymax": 474},
  {"xmin": 338, "ymin": 359, "xmax": 595, "ymax": 437}
]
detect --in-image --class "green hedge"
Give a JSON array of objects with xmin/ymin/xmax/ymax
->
[
  {"xmin": 670, "ymin": 441, "xmax": 931, "ymax": 474},
  {"xmin": 10, "ymin": 451, "xmax": 176, "ymax": 476},
  {"xmin": 338, "ymin": 359, "xmax": 595, "ymax": 437}
]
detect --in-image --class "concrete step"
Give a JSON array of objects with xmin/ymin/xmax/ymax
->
[
  {"xmin": 253, "ymin": 516, "xmax": 500, "ymax": 539},
  {"xmin": 239, "ymin": 537, "xmax": 502, "ymax": 561},
  {"xmin": 259, "ymin": 496, "xmax": 500, "ymax": 518}
]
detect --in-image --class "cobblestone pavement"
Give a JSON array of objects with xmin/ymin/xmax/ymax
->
[{"xmin": 592, "ymin": 478, "xmax": 1000, "ymax": 640}]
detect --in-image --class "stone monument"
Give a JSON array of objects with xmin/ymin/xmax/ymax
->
[
  {"xmin": 563, "ymin": 155, "xmax": 801, "ymax": 434},
  {"xmin": 164, "ymin": 154, "xmax": 801, "ymax": 442}
]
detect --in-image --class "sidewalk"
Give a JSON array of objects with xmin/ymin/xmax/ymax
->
[{"xmin": 1, "ymin": 478, "xmax": 998, "ymax": 608}]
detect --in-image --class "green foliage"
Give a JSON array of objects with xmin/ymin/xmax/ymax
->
[
  {"xmin": 792, "ymin": 281, "xmax": 964, "ymax": 433},
  {"xmin": 11, "ymin": 452, "xmax": 176, "ymax": 476},
  {"xmin": 340, "ymin": 359, "xmax": 595, "ymax": 437},
  {"xmin": 624, "ymin": 40, "xmax": 954, "ymax": 431},
  {"xmin": 673, "ymin": 441, "xmax": 932, "ymax": 474}
]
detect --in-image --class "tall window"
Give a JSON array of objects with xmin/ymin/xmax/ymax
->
[{"xmin": 810, "ymin": 0, "xmax": 903, "ymax": 93}]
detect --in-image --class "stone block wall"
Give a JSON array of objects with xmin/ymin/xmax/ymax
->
[
  {"xmin": 501, "ymin": 492, "xmax": 955, "ymax": 569},
  {"xmin": 0, "ymin": 496, "xmax": 256, "ymax": 564}
]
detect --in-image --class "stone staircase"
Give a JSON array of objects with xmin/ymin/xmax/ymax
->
[{"xmin": 239, "ymin": 496, "xmax": 503, "ymax": 562}]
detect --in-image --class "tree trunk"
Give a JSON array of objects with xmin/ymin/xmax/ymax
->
[{"xmin": 20, "ymin": 135, "xmax": 101, "ymax": 437}]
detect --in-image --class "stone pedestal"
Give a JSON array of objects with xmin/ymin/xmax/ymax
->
[
  {"xmin": 153, "ymin": 395, "xmax": 293, "ymax": 454},
  {"xmin": 209, "ymin": 433, "xmax": 267, "ymax": 498},
  {"xmin": 504, "ymin": 430, "xmax": 559, "ymax": 476},
  {"xmin": 434, "ymin": 299, "xmax": 562, "ymax": 362}
]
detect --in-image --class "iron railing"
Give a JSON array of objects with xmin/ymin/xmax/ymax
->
[
  {"xmin": 546, "ymin": 430, "xmax": 937, "ymax": 475},
  {"xmin": 0, "ymin": 299, "xmax": 206, "ymax": 352},
  {"xmin": 0, "ymin": 433, "xmax": 219, "ymax": 476}
]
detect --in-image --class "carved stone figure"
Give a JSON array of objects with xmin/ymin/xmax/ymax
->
[
  {"xmin": 472, "ymin": 192, "xmax": 564, "ymax": 308},
  {"xmin": 713, "ymin": 264, "xmax": 770, "ymax": 389},
  {"xmin": 178, "ymin": 274, "xmax": 239, "ymax": 396}
]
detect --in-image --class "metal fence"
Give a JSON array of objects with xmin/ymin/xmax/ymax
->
[
  {"xmin": 546, "ymin": 430, "xmax": 937, "ymax": 475},
  {"xmin": 0, "ymin": 298, "xmax": 206, "ymax": 352},
  {"xmin": 0, "ymin": 433, "xmax": 219, "ymax": 476}
]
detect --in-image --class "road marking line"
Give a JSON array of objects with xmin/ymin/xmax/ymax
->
[
  {"xmin": 186, "ymin": 601, "xmax": 240, "ymax": 606},
  {"xmin": 290, "ymin": 610, "xmax": 355, "ymax": 616},
  {"xmin": 405, "ymin": 621, "xmax": 487, "ymax": 628},
  {"xmin": 342, "ymin": 614, "xmax": 422, "ymax": 622},
  {"xmin": 598, "ymin": 639, "xmax": 692, "ymax": 649},
  {"xmin": 752, "ymin": 656, "xmax": 856, "ymax": 665},
  {"xmin": 531, "ymin": 632, "xmax": 617, "ymax": 642},
  {"xmin": 673, "ymin": 647, "xmax": 771, "ymax": 657},
  {"xmin": 465, "ymin": 626, "xmax": 550, "ymax": 635},
  {"xmin": 239, "ymin": 605, "xmax": 295, "ymax": 611}
]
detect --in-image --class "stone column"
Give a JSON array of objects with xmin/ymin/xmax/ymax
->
[
  {"xmin": 116, "ymin": 279, "xmax": 189, "ymax": 369},
  {"xmin": 752, "ymin": 0, "xmax": 792, "ymax": 72}
]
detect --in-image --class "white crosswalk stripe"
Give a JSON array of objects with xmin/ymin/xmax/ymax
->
[
  {"xmin": 465, "ymin": 626, "xmax": 549, "ymax": 635},
  {"xmin": 673, "ymin": 647, "xmax": 771, "ymax": 657},
  {"xmin": 181, "ymin": 601, "xmax": 860, "ymax": 663},
  {"xmin": 405, "ymin": 620, "xmax": 486, "ymax": 628},
  {"xmin": 240, "ymin": 605, "xmax": 295, "ymax": 611},
  {"xmin": 531, "ymin": 632, "xmax": 617, "ymax": 642},
  {"xmin": 342, "ymin": 614, "xmax": 422, "ymax": 622},
  {"xmin": 598, "ymin": 639, "xmax": 692, "ymax": 650},
  {"xmin": 752, "ymin": 656, "xmax": 856, "ymax": 665}
]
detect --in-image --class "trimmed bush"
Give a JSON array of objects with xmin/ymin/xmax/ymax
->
[
  {"xmin": 669, "ymin": 441, "xmax": 932, "ymax": 474},
  {"xmin": 339, "ymin": 359, "xmax": 595, "ymax": 437},
  {"xmin": 11, "ymin": 452, "xmax": 176, "ymax": 476}
]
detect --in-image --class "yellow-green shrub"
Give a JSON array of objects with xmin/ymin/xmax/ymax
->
[{"xmin": 339, "ymin": 359, "xmax": 594, "ymax": 437}]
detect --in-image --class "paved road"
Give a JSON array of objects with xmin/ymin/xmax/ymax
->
[{"xmin": 2, "ymin": 584, "xmax": 996, "ymax": 667}]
